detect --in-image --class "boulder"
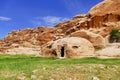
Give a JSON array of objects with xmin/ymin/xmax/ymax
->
[
  {"xmin": 96, "ymin": 43, "xmax": 120, "ymax": 58},
  {"xmin": 40, "ymin": 41, "xmax": 56, "ymax": 57},
  {"xmin": 70, "ymin": 30, "xmax": 106, "ymax": 47}
]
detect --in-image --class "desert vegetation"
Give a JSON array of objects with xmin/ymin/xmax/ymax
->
[
  {"xmin": 109, "ymin": 29, "xmax": 120, "ymax": 43},
  {"xmin": 0, "ymin": 54, "xmax": 120, "ymax": 80}
]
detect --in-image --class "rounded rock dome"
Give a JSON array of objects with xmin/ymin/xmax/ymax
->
[{"xmin": 51, "ymin": 37, "xmax": 95, "ymax": 58}]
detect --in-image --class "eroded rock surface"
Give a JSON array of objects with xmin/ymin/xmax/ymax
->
[
  {"xmin": 41, "ymin": 37, "xmax": 95, "ymax": 58},
  {"xmin": 89, "ymin": 0, "xmax": 120, "ymax": 16}
]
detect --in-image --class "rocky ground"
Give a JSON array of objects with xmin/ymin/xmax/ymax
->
[{"xmin": 0, "ymin": 54, "xmax": 120, "ymax": 80}]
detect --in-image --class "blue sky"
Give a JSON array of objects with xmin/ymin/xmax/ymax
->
[{"xmin": 0, "ymin": 0, "xmax": 102, "ymax": 38}]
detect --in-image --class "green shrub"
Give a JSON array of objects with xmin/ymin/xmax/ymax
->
[
  {"xmin": 94, "ymin": 46, "xmax": 104, "ymax": 51},
  {"xmin": 109, "ymin": 29, "xmax": 120, "ymax": 43}
]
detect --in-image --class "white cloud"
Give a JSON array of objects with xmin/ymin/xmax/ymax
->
[
  {"xmin": 42, "ymin": 16, "xmax": 61, "ymax": 24},
  {"xmin": 42, "ymin": 16, "xmax": 69, "ymax": 26},
  {"xmin": 32, "ymin": 16, "xmax": 69, "ymax": 26},
  {"xmin": 0, "ymin": 16, "xmax": 11, "ymax": 21}
]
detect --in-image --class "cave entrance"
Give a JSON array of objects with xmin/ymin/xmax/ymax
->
[{"xmin": 61, "ymin": 47, "xmax": 65, "ymax": 57}]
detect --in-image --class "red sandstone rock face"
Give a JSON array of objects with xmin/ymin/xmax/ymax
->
[
  {"xmin": 55, "ymin": 0, "xmax": 120, "ymax": 35},
  {"xmin": 0, "ymin": 26, "xmax": 65, "ymax": 52},
  {"xmin": 0, "ymin": 27, "xmax": 55, "ymax": 52},
  {"xmin": 89, "ymin": 0, "xmax": 120, "ymax": 16},
  {"xmin": 56, "ymin": 14, "xmax": 120, "ymax": 36},
  {"xmin": 5, "ymin": 27, "xmax": 54, "ymax": 44}
]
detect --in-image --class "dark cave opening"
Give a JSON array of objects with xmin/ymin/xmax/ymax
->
[{"xmin": 61, "ymin": 47, "xmax": 65, "ymax": 57}]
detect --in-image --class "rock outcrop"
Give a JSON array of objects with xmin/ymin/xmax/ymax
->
[
  {"xmin": 70, "ymin": 30, "xmax": 105, "ymax": 47},
  {"xmin": 41, "ymin": 37, "xmax": 95, "ymax": 58},
  {"xmin": 56, "ymin": 14, "xmax": 120, "ymax": 37},
  {"xmin": 89, "ymin": 0, "xmax": 120, "ymax": 16},
  {"xmin": 96, "ymin": 43, "xmax": 120, "ymax": 58},
  {"xmin": 5, "ymin": 47, "xmax": 40, "ymax": 55}
]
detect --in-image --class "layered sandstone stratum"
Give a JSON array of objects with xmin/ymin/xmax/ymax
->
[{"xmin": 0, "ymin": 0, "xmax": 120, "ymax": 58}]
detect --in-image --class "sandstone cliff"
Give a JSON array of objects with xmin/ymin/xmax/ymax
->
[{"xmin": 89, "ymin": 0, "xmax": 120, "ymax": 16}]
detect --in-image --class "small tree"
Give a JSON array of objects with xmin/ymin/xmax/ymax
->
[{"xmin": 109, "ymin": 29, "xmax": 120, "ymax": 43}]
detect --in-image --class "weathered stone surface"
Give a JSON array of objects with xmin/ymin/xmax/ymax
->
[
  {"xmin": 70, "ymin": 30, "xmax": 106, "ymax": 47},
  {"xmin": 4, "ymin": 27, "xmax": 54, "ymax": 46},
  {"xmin": 5, "ymin": 46, "xmax": 40, "ymax": 55},
  {"xmin": 65, "ymin": 14, "xmax": 120, "ymax": 36},
  {"xmin": 95, "ymin": 43, "xmax": 120, "ymax": 58},
  {"xmin": 40, "ymin": 41, "xmax": 56, "ymax": 57},
  {"xmin": 89, "ymin": 0, "xmax": 120, "ymax": 16},
  {"xmin": 0, "ymin": 27, "xmax": 55, "ymax": 52},
  {"xmin": 41, "ymin": 37, "xmax": 95, "ymax": 58}
]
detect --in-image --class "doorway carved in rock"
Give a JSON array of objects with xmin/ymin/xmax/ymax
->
[{"xmin": 61, "ymin": 46, "xmax": 65, "ymax": 57}]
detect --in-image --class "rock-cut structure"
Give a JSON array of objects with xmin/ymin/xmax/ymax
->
[{"xmin": 41, "ymin": 37, "xmax": 95, "ymax": 58}]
